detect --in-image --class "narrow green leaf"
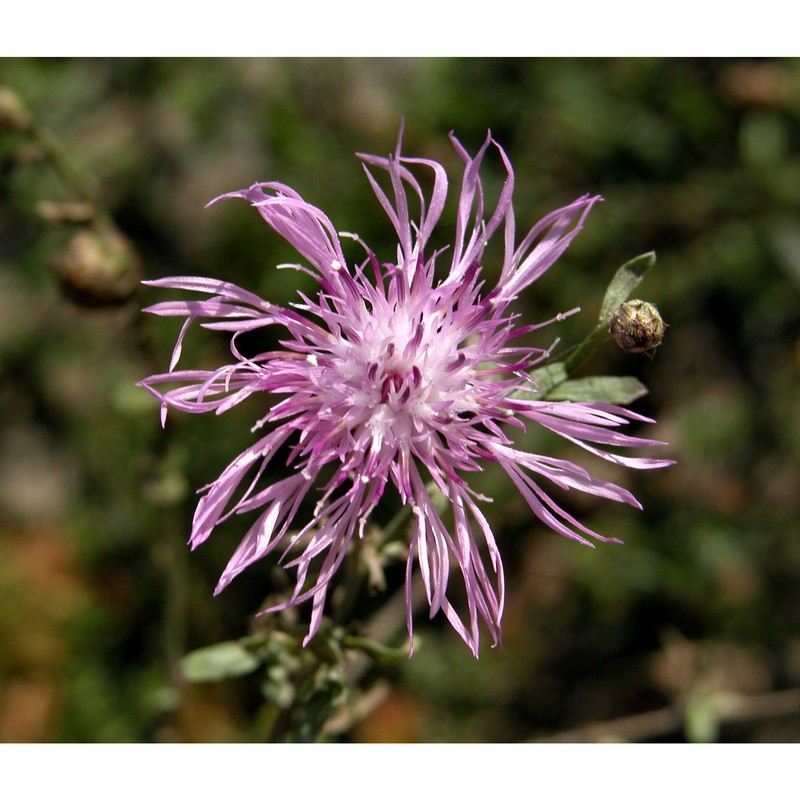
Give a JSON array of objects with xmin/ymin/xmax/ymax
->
[
  {"xmin": 506, "ymin": 362, "xmax": 567, "ymax": 401},
  {"xmin": 288, "ymin": 664, "xmax": 346, "ymax": 743},
  {"xmin": 544, "ymin": 376, "xmax": 649, "ymax": 405},
  {"xmin": 181, "ymin": 640, "xmax": 261, "ymax": 682},
  {"xmin": 529, "ymin": 361, "xmax": 568, "ymax": 394},
  {"xmin": 599, "ymin": 252, "xmax": 657, "ymax": 323}
]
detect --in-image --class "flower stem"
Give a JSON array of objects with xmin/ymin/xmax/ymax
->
[
  {"xmin": 561, "ymin": 321, "xmax": 612, "ymax": 377},
  {"xmin": 333, "ymin": 534, "xmax": 364, "ymax": 626}
]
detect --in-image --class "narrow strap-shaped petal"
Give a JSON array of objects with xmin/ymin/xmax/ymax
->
[
  {"xmin": 212, "ymin": 184, "xmax": 347, "ymax": 282},
  {"xmin": 493, "ymin": 194, "xmax": 601, "ymax": 309}
]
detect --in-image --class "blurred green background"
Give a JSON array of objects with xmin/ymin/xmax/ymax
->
[{"xmin": 1, "ymin": 57, "xmax": 799, "ymax": 742}]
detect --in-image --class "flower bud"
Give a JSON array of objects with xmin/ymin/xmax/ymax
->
[
  {"xmin": 37, "ymin": 200, "xmax": 96, "ymax": 224},
  {"xmin": 609, "ymin": 299, "xmax": 666, "ymax": 356},
  {"xmin": 53, "ymin": 227, "xmax": 141, "ymax": 307},
  {"xmin": 0, "ymin": 85, "xmax": 32, "ymax": 133}
]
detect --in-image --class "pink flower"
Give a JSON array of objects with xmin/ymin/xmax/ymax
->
[{"xmin": 140, "ymin": 127, "xmax": 672, "ymax": 656}]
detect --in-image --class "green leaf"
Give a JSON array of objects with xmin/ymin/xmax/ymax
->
[
  {"xmin": 181, "ymin": 640, "xmax": 261, "ymax": 682},
  {"xmin": 521, "ymin": 361, "xmax": 568, "ymax": 397},
  {"xmin": 287, "ymin": 664, "xmax": 346, "ymax": 743},
  {"xmin": 545, "ymin": 376, "xmax": 649, "ymax": 405},
  {"xmin": 506, "ymin": 362, "xmax": 567, "ymax": 401},
  {"xmin": 599, "ymin": 252, "xmax": 656, "ymax": 323}
]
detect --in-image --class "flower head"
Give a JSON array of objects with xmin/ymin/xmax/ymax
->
[{"xmin": 140, "ymin": 127, "xmax": 672, "ymax": 656}]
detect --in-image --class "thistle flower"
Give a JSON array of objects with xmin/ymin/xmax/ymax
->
[{"xmin": 140, "ymin": 127, "xmax": 672, "ymax": 657}]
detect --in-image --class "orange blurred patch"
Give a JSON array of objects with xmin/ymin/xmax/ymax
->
[
  {"xmin": 0, "ymin": 525, "xmax": 88, "ymax": 741},
  {"xmin": 351, "ymin": 688, "xmax": 425, "ymax": 743},
  {"xmin": 0, "ymin": 677, "xmax": 61, "ymax": 743}
]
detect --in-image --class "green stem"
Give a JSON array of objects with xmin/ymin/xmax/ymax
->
[
  {"xmin": 163, "ymin": 510, "xmax": 189, "ymax": 688},
  {"xmin": 332, "ymin": 534, "xmax": 363, "ymax": 626},
  {"xmin": 24, "ymin": 113, "xmax": 117, "ymax": 232},
  {"xmin": 561, "ymin": 321, "xmax": 612, "ymax": 377},
  {"xmin": 377, "ymin": 502, "xmax": 414, "ymax": 547},
  {"xmin": 30, "ymin": 123, "xmax": 95, "ymax": 201}
]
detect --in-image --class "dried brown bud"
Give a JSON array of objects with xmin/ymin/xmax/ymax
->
[
  {"xmin": 37, "ymin": 200, "xmax": 96, "ymax": 224},
  {"xmin": 610, "ymin": 300, "xmax": 666, "ymax": 356},
  {"xmin": 53, "ymin": 228, "xmax": 141, "ymax": 307},
  {"xmin": 0, "ymin": 85, "xmax": 33, "ymax": 132}
]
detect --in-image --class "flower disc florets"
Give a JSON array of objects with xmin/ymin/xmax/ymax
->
[{"xmin": 140, "ymin": 127, "xmax": 673, "ymax": 656}]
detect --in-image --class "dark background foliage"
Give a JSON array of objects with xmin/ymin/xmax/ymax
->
[{"xmin": 1, "ymin": 57, "xmax": 799, "ymax": 742}]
